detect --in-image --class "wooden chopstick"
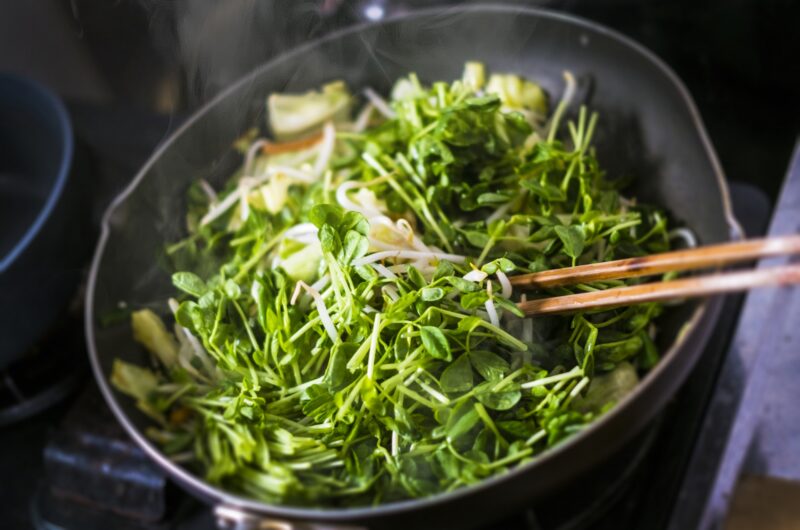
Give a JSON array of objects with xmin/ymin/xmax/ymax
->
[
  {"xmin": 517, "ymin": 264, "xmax": 800, "ymax": 316},
  {"xmin": 510, "ymin": 235, "xmax": 800, "ymax": 289}
]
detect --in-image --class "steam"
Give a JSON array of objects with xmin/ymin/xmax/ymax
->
[{"xmin": 136, "ymin": 0, "xmax": 329, "ymax": 106}]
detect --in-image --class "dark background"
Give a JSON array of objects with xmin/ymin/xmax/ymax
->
[{"xmin": 2, "ymin": 0, "xmax": 798, "ymax": 199}]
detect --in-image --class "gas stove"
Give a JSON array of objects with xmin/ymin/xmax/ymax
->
[{"xmin": 1, "ymin": 2, "xmax": 798, "ymax": 528}]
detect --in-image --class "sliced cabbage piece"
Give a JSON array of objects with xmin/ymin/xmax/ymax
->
[
  {"xmin": 573, "ymin": 362, "xmax": 639, "ymax": 413},
  {"xmin": 131, "ymin": 309, "xmax": 178, "ymax": 368},
  {"xmin": 486, "ymin": 73, "xmax": 548, "ymax": 116},
  {"xmin": 462, "ymin": 61, "xmax": 486, "ymax": 91},
  {"xmin": 249, "ymin": 172, "xmax": 292, "ymax": 214},
  {"xmin": 110, "ymin": 359, "xmax": 163, "ymax": 421},
  {"xmin": 280, "ymin": 242, "xmax": 323, "ymax": 284},
  {"xmin": 268, "ymin": 81, "xmax": 351, "ymax": 140}
]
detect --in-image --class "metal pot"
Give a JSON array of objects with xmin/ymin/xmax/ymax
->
[
  {"xmin": 0, "ymin": 74, "xmax": 89, "ymax": 366},
  {"xmin": 86, "ymin": 5, "xmax": 739, "ymax": 529}
]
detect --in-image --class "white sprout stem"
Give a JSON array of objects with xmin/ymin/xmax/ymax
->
[
  {"xmin": 198, "ymin": 179, "xmax": 218, "ymax": 204},
  {"xmin": 291, "ymin": 281, "xmax": 338, "ymax": 344},
  {"xmin": 239, "ymin": 186, "xmax": 250, "ymax": 222},
  {"xmin": 353, "ymin": 103, "xmax": 374, "ymax": 133},
  {"xmin": 283, "ymin": 222, "xmax": 319, "ymax": 240},
  {"xmin": 382, "ymin": 285, "xmax": 399, "ymax": 301},
  {"xmin": 497, "ymin": 271, "xmax": 512, "ymax": 298},
  {"xmin": 485, "ymin": 281, "xmax": 500, "ymax": 327},
  {"xmin": 569, "ymin": 376, "xmax": 590, "ymax": 399},
  {"xmin": 201, "ymin": 167, "xmax": 313, "ymax": 226},
  {"xmin": 520, "ymin": 366, "xmax": 583, "ymax": 389},
  {"xmin": 391, "ymin": 430, "xmax": 399, "ymax": 457},
  {"xmin": 372, "ymin": 263, "xmax": 398, "ymax": 280},
  {"xmin": 335, "ymin": 177, "xmax": 393, "ymax": 220},
  {"xmin": 368, "ymin": 216, "xmax": 431, "ymax": 253},
  {"xmin": 525, "ymin": 429, "xmax": 547, "ymax": 446},
  {"xmin": 243, "ymin": 139, "xmax": 269, "ymax": 176},
  {"xmin": 668, "ymin": 227, "xmax": 698, "ymax": 248},
  {"xmin": 200, "ymin": 186, "xmax": 245, "ymax": 225},
  {"xmin": 416, "ymin": 378, "xmax": 450, "ymax": 405},
  {"xmin": 268, "ymin": 165, "xmax": 317, "ymax": 183},
  {"xmin": 395, "ymin": 218, "xmax": 432, "ymax": 252},
  {"xmin": 366, "ymin": 314, "xmax": 382, "ymax": 379},
  {"xmin": 313, "ymin": 121, "xmax": 336, "ymax": 177},
  {"xmin": 336, "ymin": 181, "xmax": 384, "ymax": 218},
  {"xmin": 384, "ymin": 263, "xmax": 435, "ymax": 279},
  {"xmin": 353, "ymin": 250, "xmax": 467, "ymax": 266},
  {"xmin": 463, "ymin": 269, "xmax": 488, "ymax": 282},
  {"xmin": 363, "ymin": 87, "xmax": 395, "ymax": 119},
  {"xmin": 547, "ymin": 71, "xmax": 577, "ymax": 143},
  {"xmin": 286, "ymin": 234, "xmax": 319, "ymax": 246},
  {"xmin": 368, "ymin": 238, "xmax": 409, "ymax": 252},
  {"xmin": 486, "ymin": 202, "xmax": 512, "ymax": 225},
  {"xmin": 403, "ymin": 369, "xmax": 421, "ymax": 387},
  {"xmin": 521, "ymin": 294, "xmax": 533, "ymax": 344},
  {"xmin": 310, "ymin": 274, "xmax": 330, "ymax": 293},
  {"xmin": 168, "ymin": 298, "xmax": 217, "ymax": 379}
]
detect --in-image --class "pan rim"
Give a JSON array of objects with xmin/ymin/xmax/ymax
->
[{"xmin": 85, "ymin": 3, "xmax": 737, "ymax": 523}]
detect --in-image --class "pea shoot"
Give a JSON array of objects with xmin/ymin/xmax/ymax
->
[{"xmin": 113, "ymin": 62, "xmax": 674, "ymax": 506}]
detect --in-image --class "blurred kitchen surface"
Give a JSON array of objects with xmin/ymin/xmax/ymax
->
[{"xmin": 0, "ymin": 1, "xmax": 798, "ymax": 529}]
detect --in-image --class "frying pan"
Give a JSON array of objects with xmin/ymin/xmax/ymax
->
[{"xmin": 86, "ymin": 5, "xmax": 739, "ymax": 529}]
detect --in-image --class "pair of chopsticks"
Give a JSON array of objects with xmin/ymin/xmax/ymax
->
[{"xmin": 513, "ymin": 235, "xmax": 800, "ymax": 316}]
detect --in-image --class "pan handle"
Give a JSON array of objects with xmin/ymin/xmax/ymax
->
[{"xmin": 214, "ymin": 505, "xmax": 368, "ymax": 530}]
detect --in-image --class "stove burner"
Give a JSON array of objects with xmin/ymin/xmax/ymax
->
[
  {"xmin": 32, "ymin": 388, "xmax": 174, "ymax": 530},
  {"xmin": 0, "ymin": 311, "xmax": 84, "ymax": 427}
]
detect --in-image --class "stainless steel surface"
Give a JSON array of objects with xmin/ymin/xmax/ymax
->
[
  {"xmin": 215, "ymin": 505, "xmax": 367, "ymax": 530},
  {"xmin": 668, "ymin": 138, "xmax": 800, "ymax": 530}
]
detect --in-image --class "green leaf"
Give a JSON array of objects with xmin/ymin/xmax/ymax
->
[
  {"xmin": 469, "ymin": 350, "xmax": 509, "ymax": 381},
  {"xmin": 440, "ymin": 354, "xmax": 473, "ymax": 393},
  {"xmin": 457, "ymin": 316, "xmax": 483, "ymax": 334},
  {"xmin": 318, "ymin": 224, "xmax": 341, "ymax": 255},
  {"xmin": 554, "ymin": 225, "xmax": 585, "ymax": 262},
  {"xmin": 476, "ymin": 388, "xmax": 521, "ymax": 410},
  {"xmin": 309, "ymin": 203, "xmax": 343, "ymax": 229},
  {"xmin": 172, "ymin": 272, "xmax": 207, "ymax": 297},
  {"xmin": 420, "ymin": 326, "xmax": 451, "ymax": 361},
  {"xmin": 595, "ymin": 335, "xmax": 644, "ymax": 363},
  {"xmin": 481, "ymin": 258, "xmax": 515, "ymax": 274},
  {"xmin": 463, "ymin": 230, "xmax": 490, "ymax": 247},
  {"xmin": 446, "ymin": 277, "xmax": 481, "ymax": 293},
  {"xmin": 407, "ymin": 266, "xmax": 427, "ymax": 289},
  {"xmin": 446, "ymin": 402, "xmax": 480, "ymax": 441},
  {"xmin": 174, "ymin": 300, "xmax": 198, "ymax": 330},
  {"xmin": 325, "ymin": 343, "xmax": 358, "ymax": 391},
  {"xmin": 342, "ymin": 211, "xmax": 370, "ymax": 237},
  {"xmin": 301, "ymin": 384, "xmax": 337, "ymax": 422},
  {"xmin": 420, "ymin": 287, "xmax": 445, "ymax": 302},
  {"xmin": 476, "ymin": 192, "xmax": 511, "ymax": 205},
  {"xmin": 497, "ymin": 420, "xmax": 538, "ymax": 439},
  {"xmin": 573, "ymin": 362, "xmax": 638, "ymax": 413},
  {"xmin": 522, "ymin": 179, "xmax": 566, "ymax": 202},
  {"xmin": 342, "ymin": 230, "xmax": 369, "ymax": 265},
  {"xmin": 433, "ymin": 260, "xmax": 455, "ymax": 281},
  {"xmin": 460, "ymin": 290, "xmax": 489, "ymax": 310},
  {"xmin": 224, "ymin": 278, "xmax": 241, "ymax": 299}
]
